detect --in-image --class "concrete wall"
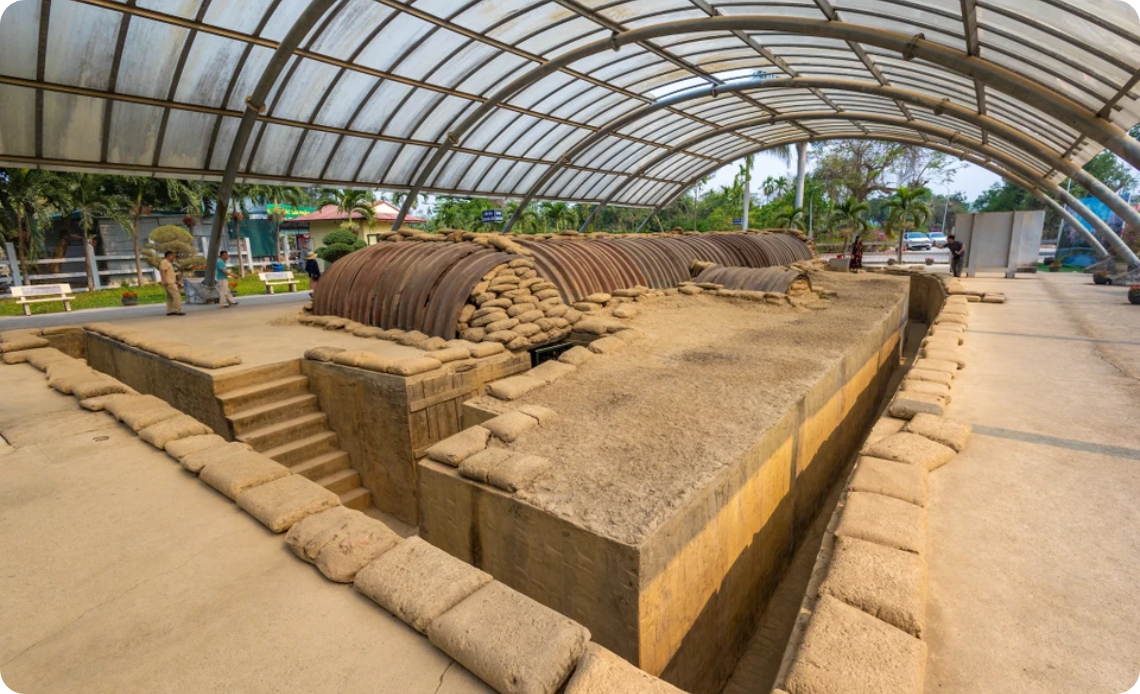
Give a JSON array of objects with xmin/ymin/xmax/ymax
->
[
  {"xmin": 305, "ymin": 352, "xmax": 529, "ymax": 525},
  {"xmin": 954, "ymin": 211, "xmax": 1045, "ymax": 277},
  {"xmin": 85, "ymin": 333, "xmax": 230, "ymax": 436},
  {"xmin": 418, "ymin": 293, "xmax": 909, "ymax": 694}
]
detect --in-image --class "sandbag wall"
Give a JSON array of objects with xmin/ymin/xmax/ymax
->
[
  {"xmin": 314, "ymin": 232, "xmax": 816, "ymax": 349},
  {"xmin": 692, "ymin": 265, "xmax": 813, "ymax": 296}
]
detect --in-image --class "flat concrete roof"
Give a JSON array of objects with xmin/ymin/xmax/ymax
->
[
  {"xmin": 508, "ymin": 272, "xmax": 909, "ymax": 545},
  {"xmin": 0, "ymin": 364, "xmax": 491, "ymax": 694}
]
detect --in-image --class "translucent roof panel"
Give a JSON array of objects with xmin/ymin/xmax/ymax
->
[{"xmin": 2, "ymin": 0, "xmax": 1140, "ymax": 207}]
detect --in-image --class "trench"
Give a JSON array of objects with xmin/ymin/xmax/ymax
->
[{"xmin": 720, "ymin": 318, "xmax": 929, "ymax": 694}]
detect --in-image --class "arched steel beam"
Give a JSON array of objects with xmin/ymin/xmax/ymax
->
[
  {"xmin": 581, "ymin": 111, "xmax": 1138, "ymax": 266},
  {"xmin": 632, "ymin": 134, "xmax": 1114, "ymax": 263},
  {"xmin": 203, "ymin": 0, "xmax": 339, "ymax": 288},
  {"xmin": 394, "ymin": 15, "xmax": 1140, "ymax": 231},
  {"xmin": 508, "ymin": 76, "xmax": 1140, "ymax": 241}
]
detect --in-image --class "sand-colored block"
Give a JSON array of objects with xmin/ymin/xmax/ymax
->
[
  {"xmin": 469, "ymin": 342, "xmax": 506, "ymax": 358},
  {"xmin": 562, "ymin": 643, "xmax": 686, "ymax": 694},
  {"xmin": 905, "ymin": 368, "xmax": 953, "ymax": 387},
  {"xmin": 865, "ymin": 417, "xmax": 907, "ymax": 446},
  {"xmin": 47, "ymin": 366, "xmax": 100, "ymax": 395},
  {"xmin": 888, "ymin": 393, "xmax": 945, "ymax": 419},
  {"xmin": 899, "ymin": 379, "xmax": 951, "ymax": 402},
  {"xmin": 922, "ymin": 348, "xmax": 965, "ymax": 369},
  {"xmin": 559, "ymin": 346, "xmax": 594, "ymax": 366},
  {"xmin": 484, "ymin": 410, "xmax": 541, "ymax": 443},
  {"xmin": 528, "ymin": 360, "xmax": 576, "ymax": 385},
  {"xmin": 835, "ymin": 492, "xmax": 927, "ymax": 555},
  {"xmin": 0, "ymin": 336, "xmax": 49, "ymax": 353},
  {"xmin": 199, "ymin": 450, "xmax": 291, "ymax": 500},
  {"xmin": 180, "ymin": 441, "xmax": 254, "ymax": 473},
  {"xmin": 488, "ymin": 454, "xmax": 552, "ymax": 493},
  {"xmin": 517, "ymin": 404, "xmax": 557, "ymax": 424},
  {"xmin": 488, "ymin": 375, "xmax": 545, "ymax": 401},
  {"xmin": 236, "ymin": 474, "xmax": 341, "ymax": 533},
  {"xmin": 819, "ymin": 536, "xmax": 927, "ymax": 637},
  {"xmin": 933, "ymin": 313, "xmax": 968, "ymax": 326},
  {"xmin": 387, "ymin": 357, "xmax": 443, "ymax": 376},
  {"xmin": 863, "ymin": 432, "xmax": 957, "ymax": 471},
  {"xmin": 138, "ymin": 414, "xmax": 212, "ymax": 450},
  {"xmin": 848, "ymin": 456, "xmax": 928, "ymax": 507},
  {"xmin": 165, "ymin": 434, "xmax": 231, "ymax": 462},
  {"xmin": 982, "ymin": 293, "xmax": 1006, "ymax": 304},
  {"xmin": 286, "ymin": 506, "xmax": 401, "ymax": 583},
  {"xmin": 354, "ymin": 537, "xmax": 492, "ymax": 634},
  {"xmin": 783, "ymin": 596, "xmax": 926, "ymax": 694},
  {"xmin": 105, "ymin": 394, "xmax": 182, "ymax": 432},
  {"xmin": 80, "ymin": 393, "xmax": 135, "ymax": 412},
  {"xmin": 70, "ymin": 378, "xmax": 134, "ymax": 400},
  {"xmin": 928, "ymin": 328, "xmax": 965, "ymax": 344},
  {"xmin": 458, "ymin": 447, "xmax": 515, "ymax": 484},
  {"xmin": 912, "ymin": 358, "xmax": 958, "ymax": 376},
  {"xmin": 23, "ymin": 348, "xmax": 71, "ymax": 370},
  {"xmin": 184, "ymin": 351, "xmax": 242, "ymax": 369},
  {"xmin": 425, "ymin": 426, "xmax": 491, "ymax": 466},
  {"xmin": 305, "ymin": 346, "xmax": 345, "ymax": 362},
  {"xmin": 588, "ymin": 336, "xmax": 625, "ymax": 354},
  {"xmin": 428, "ymin": 581, "xmax": 591, "ymax": 694},
  {"xmin": 904, "ymin": 413, "xmax": 973, "ymax": 452}
]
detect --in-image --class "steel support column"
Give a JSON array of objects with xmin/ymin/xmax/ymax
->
[{"xmin": 203, "ymin": 0, "xmax": 339, "ymax": 288}]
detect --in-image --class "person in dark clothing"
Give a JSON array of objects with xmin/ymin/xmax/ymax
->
[
  {"xmin": 943, "ymin": 234, "xmax": 965, "ymax": 278},
  {"xmin": 304, "ymin": 252, "xmax": 321, "ymax": 296},
  {"xmin": 850, "ymin": 235, "xmax": 865, "ymax": 272}
]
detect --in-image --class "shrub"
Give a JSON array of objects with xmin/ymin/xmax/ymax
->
[
  {"xmin": 316, "ymin": 229, "xmax": 366, "ymax": 264},
  {"xmin": 142, "ymin": 225, "xmax": 203, "ymax": 273}
]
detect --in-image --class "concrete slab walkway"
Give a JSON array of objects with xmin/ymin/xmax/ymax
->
[
  {"xmin": 0, "ymin": 364, "xmax": 491, "ymax": 694},
  {"xmin": 925, "ymin": 273, "xmax": 1140, "ymax": 694}
]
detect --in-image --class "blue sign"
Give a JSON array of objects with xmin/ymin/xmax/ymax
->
[
  {"xmin": 482, "ymin": 209, "xmax": 504, "ymax": 223},
  {"xmin": 733, "ymin": 218, "xmax": 744, "ymax": 226}
]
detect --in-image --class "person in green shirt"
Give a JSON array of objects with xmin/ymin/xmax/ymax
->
[{"xmin": 216, "ymin": 250, "xmax": 239, "ymax": 308}]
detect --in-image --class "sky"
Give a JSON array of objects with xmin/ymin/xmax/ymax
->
[{"xmin": 705, "ymin": 148, "xmax": 1005, "ymax": 206}]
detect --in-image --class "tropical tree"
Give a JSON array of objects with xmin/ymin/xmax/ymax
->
[
  {"xmin": 773, "ymin": 205, "xmax": 807, "ymax": 231},
  {"xmin": 538, "ymin": 201, "xmax": 573, "ymax": 232},
  {"xmin": 828, "ymin": 197, "xmax": 871, "ymax": 251},
  {"xmin": 318, "ymin": 188, "xmax": 377, "ymax": 237},
  {"xmin": 66, "ymin": 174, "xmax": 132, "ymax": 289},
  {"xmin": 141, "ymin": 225, "xmax": 202, "ymax": 274},
  {"xmin": 884, "ymin": 186, "xmax": 933, "ymax": 262},
  {"xmin": 762, "ymin": 176, "xmax": 790, "ymax": 201},
  {"xmin": 0, "ymin": 169, "xmax": 69, "ymax": 280},
  {"xmin": 117, "ymin": 177, "xmax": 200, "ymax": 286}
]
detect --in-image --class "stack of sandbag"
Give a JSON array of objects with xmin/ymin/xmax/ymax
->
[{"xmin": 456, "ymin": 258, "xmax": 581, "ymax": 351}]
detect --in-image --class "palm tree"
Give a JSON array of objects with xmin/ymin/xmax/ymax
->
[
  {"xmin": 774, "ymin": 205, "xmax": 807, "ymax": 231},
  {"xmin": 318, "ymin": 188, "xmax": 377, "ymax": 237},
  {"xmin": 828, "ymin": 197, "xmax": 871, "ymax": 252},
  {"xmin": 538, "ymin": 201, "xmax": 572, "ymax": 232},
  {"xmin": 884, "ymin": 186, "xmax": 933, "ymax": 263},
  {"xmin": 66, "ymin": 174, "xmax": 132, "ymax": 289},
  {"xmin": 762, "ymin": 175, "xmax": 791, "ymax": 201},
  {"xmin": 122, "ymin": 177, "xmax": 200, "ymax": 286},
  {"xmin": 0, "ymin": 169, "xmax": 69, "ymax": 281}
]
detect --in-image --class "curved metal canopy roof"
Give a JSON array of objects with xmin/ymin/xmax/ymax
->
[{"xmin": 2, "ymin": 0, "xmax": 1140, "ymax": 224}]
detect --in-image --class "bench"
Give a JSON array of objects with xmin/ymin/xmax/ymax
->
[
  {"xmin": 10, "ymin": 284, "xmax": 75, "ymax": 315},
  {"xmin": 258, "ymin": 271, "xmax": 299, "ymax": 294}
]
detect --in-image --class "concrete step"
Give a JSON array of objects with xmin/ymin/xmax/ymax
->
[
  {"xmin": 228, "ymin": 394, "xmax": 319, "ymax": 436},
  {"xmin": 340, "ymin": 487, "xmax": 371, "ymax": 511},
  {"xmin": 262, "ymin": 431, "xmax": 340, "ymax": 466},
  {"xmin": 238, "ymin": 412, "xmax": 328, "ymax": 451},
  {"xmin": 213, "ymin": 360, "xmax": 302, "ymax": 396},
  {"xmin": 290, "ymin": 450, "xmax": 352, "ymax": 482},
  {"xmin": 317, "ymin": 468, "xmax": 362, "ymax": 496},
  {"xmin": 218, "ymin": 375, "xmax": 310, "ymax": 415}
]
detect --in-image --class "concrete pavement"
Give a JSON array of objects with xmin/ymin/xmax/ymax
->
[
  {"xmin": 925, "ymin": 273, "xmax": 1140, "ymax": 693},
  {"xmin": 0, "ymin": 364, "xmax": 491, "ymax": 694}
]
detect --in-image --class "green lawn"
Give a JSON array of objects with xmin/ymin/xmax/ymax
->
[
  {"xmin": 0, "ymin": 274, "xmax": 310, "ymax": 316},
  {"xmin": 1036, "ymin": 263, "xmax": 1087, "ymax": 273}
]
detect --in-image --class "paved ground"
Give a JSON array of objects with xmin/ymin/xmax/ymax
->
[
  {"xmin": 0, "ymin": 364, "xmax": 490, "ymax": 694},
  {"xmin": 0, "ymin": 295, "xmax": 424, "ymax": 373},
  {"xmin": 925, "ymin": 273, "xmax": 1140, "ymax": 694}
]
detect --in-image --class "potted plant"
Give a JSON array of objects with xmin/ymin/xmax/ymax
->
[
  {"xmin": 228, "ymin": 279, "xmax": 239, "ymax": 296},
  {"xmin": 1130, "ymin": 285, "xmax": 1140, "ymax": 305},
  {"xmin": 121, "ymin": 288, "xmax": 138, "ymax": 306},
  {"xmin": 1093, "ymin": 270, "xmax": 1112, "ymax": 285},
  {"xmin": 925, "ymin": 257, "xmax": 935, "ymax": 266},
  {"xmin": 1048, "ymin": 260, "xmax": 1062, "ymax": 273}
]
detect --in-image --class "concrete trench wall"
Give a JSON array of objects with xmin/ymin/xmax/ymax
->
[
  {"xmin": 304, "ymin": 351, "xmax": 530, "ymax": 525},
  {"xmin": 419, "ymin": 291, "xmax": 909, "ymax": 694},
  {"xmin": 85, "ymin": 333, "xmax": 231, "ymax": 436}
]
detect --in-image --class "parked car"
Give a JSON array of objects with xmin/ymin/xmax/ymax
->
[
  {"xmin": 927, "ymin": 232, "xmax": 948, "ymax": 246},
  {"xmin": 904, "ymin": 232, "xmax": 933, "ymax": 251}
]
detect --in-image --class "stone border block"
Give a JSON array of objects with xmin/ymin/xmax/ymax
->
[{"xmin": 835, "ymin": 492, "xmax": 927, "ymax": 555}]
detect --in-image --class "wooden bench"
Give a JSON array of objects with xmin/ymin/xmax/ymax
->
[
  {"xmin": 10, "ymin": 283, "xmax": 75, "ymax": 315},
  {"xmin": 258, "ymin": 271, "xmax": 299, "ymax": 294}
]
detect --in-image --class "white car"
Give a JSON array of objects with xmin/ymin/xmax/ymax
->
[
  {"xmin": 904, "ymin": 232, "xmax": 933, "ymax": 251},
  {"xmin": 928, "ymin": 232, "xmax": 948, "ymax": 246}
]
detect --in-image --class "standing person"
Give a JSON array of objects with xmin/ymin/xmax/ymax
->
[
  {"xmin": 305, "ymin": 252, "xmax": 321, "ymax": 295},
  {"xmin": 943, "ymin": 234, "xmax": 966, "ymax": 278},
  {"xmin": 159, "ymin": 250, "xmax": 184, "ymax": 316},
  {"xmin": 216, "ymin": 250, "xmax": 239, "ymax": 308},
  {"xmin": 850, "ymin": 235, "xmax": 865, "ymax": 272}
]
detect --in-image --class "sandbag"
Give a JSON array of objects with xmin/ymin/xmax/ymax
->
[
  {"xmin": 425, "ymin": 426, "xmax": 491, "ymax": 466},
  {"xmin": 138, "ymin": 414, "xmax": 213, "ymax": 450},
  {"xmin": 235, "ymin": 474, "xmax": 340, "ymax": 533},
  {"xmin": 71, "ymin": 378, "xmax": 135, "ymax": 400}
]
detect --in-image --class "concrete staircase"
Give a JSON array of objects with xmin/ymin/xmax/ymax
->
[{"xmin": 216, "ymin": 361, "xmax": 371, "ymax": 511}]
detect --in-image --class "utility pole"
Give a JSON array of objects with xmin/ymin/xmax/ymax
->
[{"xmin": 742, "ymin": 156, "xmax": 752, "ymax": 231}]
